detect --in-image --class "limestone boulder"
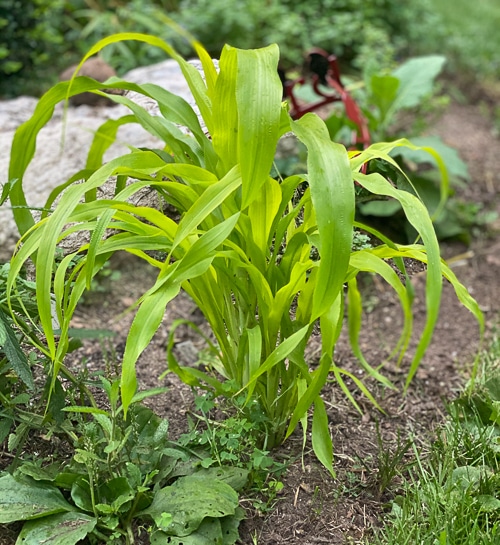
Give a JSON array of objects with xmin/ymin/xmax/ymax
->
[{"xmin": 0, "ymin": 59, "xmax": 200, "ymax": 260}]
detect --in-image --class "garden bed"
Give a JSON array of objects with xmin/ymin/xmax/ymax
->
[{"xmin": 1, "ymin": 98, "xmax": 498, "ymax": 544}]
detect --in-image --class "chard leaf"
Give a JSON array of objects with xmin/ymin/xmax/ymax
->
[{"xmin": 391, "ymin": 55, "xmax": 446, "ymax": 113}]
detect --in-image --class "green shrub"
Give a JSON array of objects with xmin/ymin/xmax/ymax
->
[
  {"xmin": 172, "ymin": 0, "xmax": 399, "ymax": 69},
  {"xmin": 0, "ymin": 0, "xmax": 180, "ymax": 96},
  {"xmin": 6, "ymin": 32, "xmax": 483, "ymax": 475},
  {"xmin": 1, "ymin": 0, "xmax": 445, "ymax": 98},
  {"xmin": 63, "ymin": 0, "xmax": 181, "ymax": 74},
  {"xmin": 407, "ymin": 0, "xmax": 500, "ymax": 80},
  {"xmin": 0, "ymin": 0, "xmax": 70, "ymax": 97}
]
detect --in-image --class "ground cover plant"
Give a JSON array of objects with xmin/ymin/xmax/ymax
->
[
  {"xmin": 0, "ymin": 376, "xmax": 249, "ymax": 544},
  {"xmin": 5, "ymin": 29, "xmax": 484, "ymax": 481}
]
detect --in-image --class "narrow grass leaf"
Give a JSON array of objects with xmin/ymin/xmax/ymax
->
[
  {"xmin": 354, "ymin": 171, "xmax": 443, "ymax": 385},
  {"xmin": 270, "ymin": 261, "xmax": 311, "ymax": 326},
  {"xmin": 235, "ymin": 45, "xmax": 282, "ymax": 208},
  {"xmin": 292, "ymin": 114, "xmax": 354, "ymax": 320},
  {"xmin": 248, "ymin": 176, "xmax": 282, "ymax": 253},
  {"xmin": 139, "ymin": 82, "xmax": 206, "ymax": 140},
  {"xmin": 243, "ymin": 325, "xmax": 310, "ymax": 399},
  {"xmin": 348, "ymin": 251, "xmax": 413, "ymax": 375},
  {"xmin": 347, "ymin": 277, "xmax": 396, "ymax": 386},
  {"xmin": 312, "ymin": 397, "xmax": 335, "ymax": 477},
  {"xmin": 8, "ymin": 78, "xmax": 155, "ymax": 234},
  {"xmin": 286, "ymin": 351, "xmax": 333, "ymax": 440},
  {"xmin": 172, "ymin": 167, "xmax": 241, "ymax": 251},
  {"xmin": 212, "ymin": 45, "xmax": 238, "ymax": 174},
  {"xmin": 106, "ymin": 93, "xmax": 203, "ymax": 163},
  {"xmin": 121, "ymin": 282, "xmax": 181, "ymax": 415},
  {"xmin": 244, "ymin": 325, "xmax": 262, "ymax": 387},
  {"xmin": 171, "ymin": 214, "xmax": 240, "ymax": 284},
  {"xmin": 62, "ymin": 406, "xmax": 109, "ymax": 416},
  {"xmin": 85, "ymin": 115, "xmax": 136, "ymax": 170}
]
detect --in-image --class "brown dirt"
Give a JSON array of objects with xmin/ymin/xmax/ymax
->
[{"xmin": 1, "ymin": 100, "xmax": 499, "ymax": 545}]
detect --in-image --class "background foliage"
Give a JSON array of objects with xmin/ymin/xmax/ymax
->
[
  {"xmin": 0, "ymin": 0, "xmax": 476, "ymax": 98},
  {"xmin": 0, "ymin": 0, "xmax": 68, "ymax": 96}
]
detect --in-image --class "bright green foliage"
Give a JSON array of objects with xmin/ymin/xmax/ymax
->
[
  {"xmin": 6, "ymin": 33, "xmax": 483, "ymax": 475},
  {"xmin": 319, "ymin": 54, "xmax": 485, "ymax": 243}
]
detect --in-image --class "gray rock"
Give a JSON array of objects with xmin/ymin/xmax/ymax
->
[{"xmin": 0, "ymin": 58, "xmax": 206, "ymax": 260}]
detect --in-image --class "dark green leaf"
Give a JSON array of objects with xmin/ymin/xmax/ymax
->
[
  {"xmin": 0, "ymin": 474, "xmax": 74, "ymax": 522},
  {"xmin": 140, "ymin": 475, "xmax": 238, "ymax": 536},
  {"xmin": 70, "ymin": 477, "xmax": 93, "ymax": 513},
  {"xmin": 0, "ymin": 309, "xmax": 34, "ymax": 389},
  {"xmin": 98, "ymin": 477, "xmax": 134, "ymax": 512},
  {"xmin": 190, "ymin": 467, "xmax": 249, "ymax": 492},
  {"xmin": 16, "ymin": 511, "xmax": 96, "ymax": 545},
  {"xmin": 151, "ymin": 517, "xmax": 223, "ymax": 544}
]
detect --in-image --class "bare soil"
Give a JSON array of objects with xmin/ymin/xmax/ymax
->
[{"xmin": 1, "ymin": 100, "xmax": 499, "ymax": 545}]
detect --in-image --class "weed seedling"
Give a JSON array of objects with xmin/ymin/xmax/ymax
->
[{"xmin": 178, "ymin": 391, "xmax": 287, "ymax": 514}]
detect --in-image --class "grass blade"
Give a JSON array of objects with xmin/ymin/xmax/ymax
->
[{"xmin": 292, "ymin": 114, "xmax": 354, "ymax": 320}]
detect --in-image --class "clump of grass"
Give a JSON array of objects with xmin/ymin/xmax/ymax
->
[{"xmin": 371, "ymin": 337, "xmax": 500, "ymax": 544}]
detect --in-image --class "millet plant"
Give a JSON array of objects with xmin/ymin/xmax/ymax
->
[{"xmin": 6, "ymin": 30, "xmax": 483, "ymax": 475}]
